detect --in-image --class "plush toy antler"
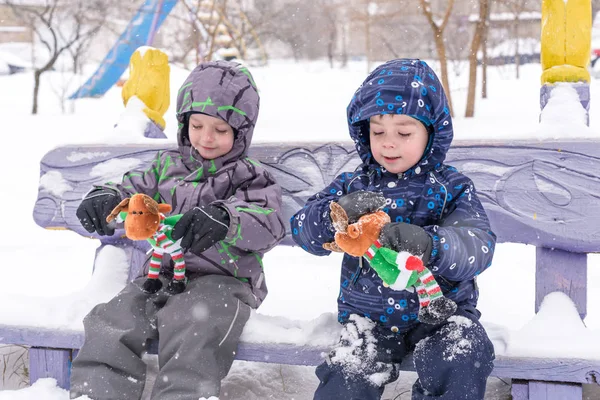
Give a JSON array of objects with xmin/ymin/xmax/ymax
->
[
  {"xmin": 324, "ymin": 201, "xmax": 456, "ymax": 325},
  {"xmin": 107, "ymin": 193, "xmax": 186, "ymax": 294}
]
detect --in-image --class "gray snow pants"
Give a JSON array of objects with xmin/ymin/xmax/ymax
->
[{"xmin": 70, "ymin": 274, "xmax": 256, "ymax": 400}]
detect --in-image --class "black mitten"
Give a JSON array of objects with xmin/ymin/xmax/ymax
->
[
  {"xmin": 142, "ymin": 278, "xmax": 163, "ymax": 294},
  {"xmin": 336, "ymin": 190, "xmax": 386, "ymax": 224},
  {"xmin": 166, "ymin": 279, "xmax": 186, "ymax": 294},
  {"xmin": 172, "ymin": 204, "xmax": 230, "ymax": 255},
  {"xmin": 379, "ymin": 222, "xmax": 433, "ymax": 264},
  {"xmin": 76, "ymin": 188, "xmax": 121, "ymax": 236}
]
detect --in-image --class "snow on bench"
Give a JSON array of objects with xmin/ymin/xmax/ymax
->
[{"xmin": 0, "ymin": 139, "xmax": 598, "ymax": 399}]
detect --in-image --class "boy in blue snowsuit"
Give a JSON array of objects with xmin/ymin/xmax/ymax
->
[{"xmin": 291, "ymin": 59, "xmax": 497, "ymax": 399}]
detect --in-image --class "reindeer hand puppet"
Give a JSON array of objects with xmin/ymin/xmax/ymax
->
[
  {"xmin": 106, "ymin": 193, "xmax": 186, "ymax": 295},
  {"xmin": 324, "ymin": 201, "xmax": 456, "ymax": 325}
]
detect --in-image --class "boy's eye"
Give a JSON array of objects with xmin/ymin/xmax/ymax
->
[
  {"xmin": 399, "ymin": 132, "xmax": 412, "ymax": 137},
  {"xmin": 372, "ymin": 131, "xmax": 384, "ymax": 136},
  {"xmin": 215, "ymin": 129, "xmax": 228, "ymax": 134},
  {"xmin": 192, "ymin": 125, "xmax": 202, "ymax": 130}
]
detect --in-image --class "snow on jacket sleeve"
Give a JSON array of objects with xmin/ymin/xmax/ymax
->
[
  {"xmin": 423, "ymin": 179, "xmax": 496, "ymax": 282},
  {"xmin": 291, "ymin": 173, "xmax": 348, "ymax": 256},
  {"xmin": 98, "ymin": 151, "xmax": 161, "ymax": 200},
  {"xmin": 214, "ymin": 167, "xmax": 286, "ymax": 253}
]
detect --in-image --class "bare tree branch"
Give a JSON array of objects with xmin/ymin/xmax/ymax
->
[
  {"xmin": 419, "ymin": 0, "xmax": 455, "ymax": 115},
  {"xmin": 465, "ymin": 0, "xmax": 490, "ymax": 117},
  {"xmin": 6, "ymin": 0, "xmax": 113, "ymax": 114}
]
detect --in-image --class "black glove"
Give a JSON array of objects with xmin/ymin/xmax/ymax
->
[
  {"xmin": 336, "ymin": 190, "xmax": 386, "ymax": 224},
  {"xmin": 172, "ymin": 204, "xmax": 231, "ymax": 255},
  {"xmin": 379, "ymin": 222, "xmax": 433, "ymax": 264},
  {"xmin": 76, "ymin": 188, "xmax": 121, "ymax": 236}
]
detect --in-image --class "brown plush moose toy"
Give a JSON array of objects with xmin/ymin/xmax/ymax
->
[
  {"xmin": 106, "ymin": 193, "xmax": 186, "ymax": 294},
  {"xmin": 324, "ymin": 202, "xmax": 457, "ymax": 325}
]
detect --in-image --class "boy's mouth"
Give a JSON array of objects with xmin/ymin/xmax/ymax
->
[{"xmin": 383, "ymin": 156, "xmax": 401, "ymax": 162}]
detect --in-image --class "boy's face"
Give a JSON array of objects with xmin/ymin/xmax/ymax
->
[
  {"xmin": 188, "ymin": 113, "xmax": 235, "ymax": 160},
  {"xmin": 369, "ymin": 114, "xmax": 429, "ymax": 174}
]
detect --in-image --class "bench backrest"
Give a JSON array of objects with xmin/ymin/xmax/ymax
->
[{"xmin": 34, "ymin": 140, "xmax": 600, "ymax": 252}]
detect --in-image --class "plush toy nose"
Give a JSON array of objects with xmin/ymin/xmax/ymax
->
[{"xmin": 347, "ymin": 225, "xmax": 361, "ymax": 239}]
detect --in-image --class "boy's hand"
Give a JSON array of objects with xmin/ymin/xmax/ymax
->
[
  {"xmin": 379, "ymin": 222, "xmax": 433, "ymax": 264},
  {"xmin": 76, "ymin": 188, "xmax": 121, "ymax": 236},
  {"xmin": 336, "ymin": 190, "xmax": 386, "ymax": 224},
  {"xmin": 172, "ymin": 204, "xmax": 230, "ymax": 255}
]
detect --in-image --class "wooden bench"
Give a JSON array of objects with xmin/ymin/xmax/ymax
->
[{"xmin": 1, "ymin": 139, "xmax": 599, "ymax": 399}]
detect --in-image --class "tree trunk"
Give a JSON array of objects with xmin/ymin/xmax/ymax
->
[
  {"xmin": 515, "ymin": 20, "xmax": 520, "ymax": 79},
  {"xmin": 341, "ymin": 20, "xmax": 348, "ymax": 68},
  {"xmin": 465, "ymin": 0, "xmax": 489, "ymax": 118},
  {"xmin": 32, "ymin": 70, "xmax": 41, "ymax": 115},
  {"xmin": 194, "ymin": 28, "xmax": 201, "ymax": 65},
  {"xmin": 465, "ymin": 54, "xmax": 478, "ymax": 118},
  {"xmin": 292, "ymin": 42, "xmax": 300, "ymax": 62},
  {"xmin": 481, "ymin": 7, "xmax": 489, "ymax": 98},
  {"xmin": 73, "ymin": 53, "xmax": 80, "ymax": 75},
  {"xmin": 482, "ymin": 48, "xmax": 488, "ymax": 98},
  {"xmin": 418, "ymin": 0, "xmax": 455, "ymax": 115},
  {"xmin": 365, "ymin": 13, "xmax": 371, "ymax": 73},
  {"xmin": 433, "ymin": 31, "xmax": 454, "ymax": 116},
  {"xmin": 31, "ymin": 52, "xmax": 59, "ymax": 115},
  {"xmin": 328, "ymin": 25, "xmax": 336, "ymax": 68}
]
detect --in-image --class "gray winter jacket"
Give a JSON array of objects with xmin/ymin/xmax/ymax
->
[{"xmin": 100, "ymin": 60, "xmax": 286, "ymax": 305}]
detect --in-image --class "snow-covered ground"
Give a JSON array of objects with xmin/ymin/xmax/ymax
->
[{"xmin": 0, "ymin": 59, "xmax": 599, "ymax": 399}]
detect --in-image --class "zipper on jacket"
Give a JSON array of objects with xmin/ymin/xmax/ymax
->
[{"xmin": 429, "ymin": 172, "xmax": 448, "ymax": 216}]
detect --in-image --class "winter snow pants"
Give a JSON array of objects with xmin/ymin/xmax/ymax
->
[
  {"xmin": 313, "ymin": 306, "xmax": 495, "ymax": 400},
  {"xmin": 70, "ymin": 274, "xmax": 255, "ymax": 400}
]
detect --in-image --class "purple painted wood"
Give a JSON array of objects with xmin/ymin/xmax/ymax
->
[
  {"xmin": 143, "ymin": 120, "xmax": 167, "ymax": 139},
  {"xmin": 236, "ymin": 342, "xmax": 326, "ymax": 366},
  {"xmin": 33, "ymin": 140, "xmax": 600, "ymax": 252},
  {"xmin": 540, "ymin": 83, "xmax": 590, "ymax": 125},
  {"xmin": 0, "ymin": 325, "xmax": 84, "ymax": 348},
  {"xmin": 33, "ymin": 142, "xmax": 168, "ymax": 237},
  {"xmin": 131, "ymin": 340, "xmax": 600, "ymax": 382},
  {"xmin": 528, "ymin": 381, "xmax": 583, "ymax": 399},
  {"xmin": 29, "ymin": 348, "xmax": 72, "ymax": 389},
  {"xmin": 127, "ymin": 243, "xmax": 150, "ymax": 282},
  {"xmin": 536, "ymin": 248, "xmax": 587, "ymax": 319},
  {"xmin": 511, "ymin": 379, "xmax": 529, "ymax": 400},
  {"xmin": 3, "ymin": 322, "xmax": 600, "ymax": 385},
  {"xmin": 489, "ymin": 356, "xmax": 600, "ymax": 384}
]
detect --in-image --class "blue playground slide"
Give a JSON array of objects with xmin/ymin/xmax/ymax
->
[{"xmin": 69, "ymin": 0, "xmax": 177, "ymax": 99}]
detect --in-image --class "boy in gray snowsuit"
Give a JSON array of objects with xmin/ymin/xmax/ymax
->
[{"xmin": 70, "ymin": 60, "xmax": 286, "ymax": 400}]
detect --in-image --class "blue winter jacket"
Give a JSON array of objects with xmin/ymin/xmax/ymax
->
[{"xmin": 291, "ymin": 59, "xmax": 496, "ymax": 334}]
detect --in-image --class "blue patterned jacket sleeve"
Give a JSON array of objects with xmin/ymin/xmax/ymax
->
[
  {"xmin": 291, "ymin": 173, "xmax": 347, "ymax": 256},
  {"xmin": 423, "ymin": 179, "xmax": 496, "ymax": 281}
]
